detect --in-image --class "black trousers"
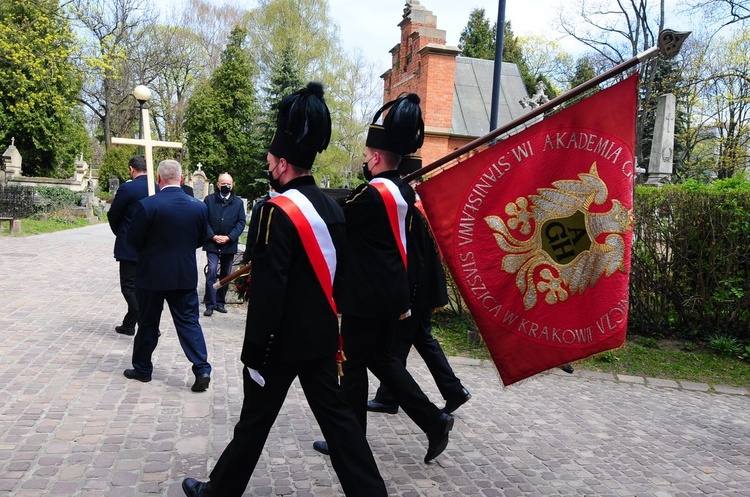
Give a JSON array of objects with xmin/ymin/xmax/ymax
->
[
  {"xmin": 374, "ymin": 311, "xmax": 464, "ymax": 406},
  {"xmin": 208, "ymin": 358, "xmax": 386, "ymax": 497},
  {"xmin": 340, "ymin": 314, "xmax": 443, "ymax": 435},
  {"xmin": 118, "ymin": 261, "xmax": 138, "ymax": 329}
]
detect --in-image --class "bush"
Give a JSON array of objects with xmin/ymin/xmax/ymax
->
[
  {"xmin": 630, "ymin": 178, "xmax": 750, "ymax": 341},
  {"xmin": 99, "ymin": 146, "xmax": 138, "ymax": 192},
  {"xmin": 708, "ymin": 335, "xmax": 742, "ymax": 358},
  {"xmin": 34, "ymin": 187, "xmax": 82, "ymax": 212}
]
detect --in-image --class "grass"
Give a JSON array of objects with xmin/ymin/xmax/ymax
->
[
  {"xmin": 432, "ymin": 310, "xmax": 750, "ymax": 388},
  {"xmin": 0, "ymin": 212, "xmax": 99, "ymax": 236}
]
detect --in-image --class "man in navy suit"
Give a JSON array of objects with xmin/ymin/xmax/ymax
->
[
  {"xmin": 123, "ymin": 159, "xmax": 212, "ymax": 392},
  {"xmin": 107, "ymin": 155, "xmax": 154, "ymax": 336}
]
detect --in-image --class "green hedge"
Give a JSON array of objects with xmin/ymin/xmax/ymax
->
[{"xmin": 630, "ymin": 178, "xmax": 750, "ymax": 341}]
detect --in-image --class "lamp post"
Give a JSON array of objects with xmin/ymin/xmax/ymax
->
[{"xmin": 133, "ymin": 85, "xmax": 152, "ymax": 154}]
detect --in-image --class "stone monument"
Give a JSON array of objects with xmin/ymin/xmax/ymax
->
[
  {"xmin": 2, "ymin": 138, "xmax": 23, "ymax": 182},
  {"xmin": 645, "ymin": 93, "xmax": 676, "ymax": 186},
  {"xmin": 191, "ymin": 162, "xmax": 208, "ymax": 200}
]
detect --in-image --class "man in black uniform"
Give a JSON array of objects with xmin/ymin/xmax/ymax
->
[
  {"xmin": 182, "ymin": 82, "xmax": 386, "ymax": 497},
  {"xmin": 367, "ymin": 155, "xmax": 472, "ymax": 415},
  {"xmin": 314, "ymin": 94, "xmax": 454, "ymax": 464}
]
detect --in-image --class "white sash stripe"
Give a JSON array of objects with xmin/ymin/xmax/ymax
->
[
  {"xmin": 282, "ymin": 189, "xmax": 337, "ymax": 285},
  {"xmin": 370, "ymin": 177, "xmax": 409, "ymax": 256}
]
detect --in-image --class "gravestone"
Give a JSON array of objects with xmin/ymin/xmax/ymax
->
[
  {"xmin": 109, "ymin": 176, "xmax": 120, "ymax": 196},
  {"xmin": 191, "ymin": 163, "xmax": 208, "ymax": 200},
  {"xmin": 2, "ymin": 138, "xmax": 22, "ymax": 181},
  {"xmin": 645, "ymin": 93, "xmax": 676, "ymax": 186}
]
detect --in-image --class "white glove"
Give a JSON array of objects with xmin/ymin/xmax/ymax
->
[{"xmin": 247, "ymin": 367, "xmax": 266, "ymax": 387}]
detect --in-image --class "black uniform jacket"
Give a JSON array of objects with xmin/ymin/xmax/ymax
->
[
  {"xmin": 408, "ymin": 207, "xmax": 449, "ymax": 313},
  {"xmin": 337, "ymin": 169, "xmax": 415, "ymax": 319},
  {"xmin": 241, "ymin": 176, "xmax": 346, "ymax": 371}
]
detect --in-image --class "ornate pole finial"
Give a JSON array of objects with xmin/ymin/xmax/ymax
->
[{"xmin": 658, "ymin": 30, "xmax": 691, "ymax": 59}]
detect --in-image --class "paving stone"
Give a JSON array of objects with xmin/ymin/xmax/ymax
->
[{"xmin": 1, "ymin": 224, "xmax": 750, "ymax": 496}]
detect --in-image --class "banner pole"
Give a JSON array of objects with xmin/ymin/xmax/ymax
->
[{"xmin": 404, "ymin": 29, "xmax": 691, "ymax": 184}]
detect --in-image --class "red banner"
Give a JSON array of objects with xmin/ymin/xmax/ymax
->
[{"xmin": 417, "ymin": 75, "xmax": 638, "ymax": 386}]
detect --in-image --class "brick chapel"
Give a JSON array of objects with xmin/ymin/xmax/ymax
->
[{"xmin": 381, "ymin": 1, "xmax": 532, "ymax": 166}]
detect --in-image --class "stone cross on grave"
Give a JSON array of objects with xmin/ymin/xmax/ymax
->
[{"xmin": 111, "ymin": 108, "xmax": 182, "ymax": 196}]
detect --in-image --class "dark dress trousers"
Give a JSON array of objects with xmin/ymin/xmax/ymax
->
[
  {"xmin": 207, "ymin": 176, "xmax": 386, "ymax": 497},
  {"xmin": 107, "ymin": 175, "xmax": 153, "ymax": 329},
  {"xmin": 337, "ymin": 170, "xmax": 446, "ymax": 435},
  {"xmin": 127, "ymin": 186, "xmax": 211, "ymax": 377},
  {"xmin": 374, "ymin": 207, "xmax": 465, "ymax": 405}
]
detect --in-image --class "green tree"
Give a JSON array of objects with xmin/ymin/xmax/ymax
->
[
  {"xmin": 260, "ymin": 43, "xmax": 304, "ymax": 151},
  {"xmin": 0, "ymin": 0, "xmax": 87, "ymax": 177},
  {"xmin": 458, "ymin": 8, "xmax": 496, "ymax": 60},
  {"xmin": 458, "ymin": 10, "xmax": 536, "ymax": 94},
  {"xmin": 184, "ymin": 26, "xmax": 265, "ymax": 199},
  {"xmin": 69, "ymin": 0, "xmax": 157, "ymax": 149}
]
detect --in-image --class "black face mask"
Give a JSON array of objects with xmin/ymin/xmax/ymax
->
[
  {"xmin": 219, "ymin": 185, "xmax": 231, "ymax": 195},
  {"xmin": 268, "ymin": 169, "xmax": 283, "ymax": 192},
  {"xmin": 362, "ymin": 160, "xmax": 373, "ymax": 181}
]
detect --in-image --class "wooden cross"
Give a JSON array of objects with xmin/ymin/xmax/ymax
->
[{"xmin": 111, "ymin": 108, "xmax": 182, "ymax": 196}]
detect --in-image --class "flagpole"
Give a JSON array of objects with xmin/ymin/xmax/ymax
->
[
  {"xmin": 488, "ymin": 0, "xmax": 507, "ymax": 140},
  {"xmin": 404, "ymin": 29, "xmax": 691, "ymax": 184}
]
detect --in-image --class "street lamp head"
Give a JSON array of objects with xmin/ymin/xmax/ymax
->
[{"xmin": 133, "ymin": 85, "xmax": 152, "ymax": 105}]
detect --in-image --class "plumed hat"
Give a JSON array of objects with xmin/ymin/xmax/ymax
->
[
  {"xmin": 365, "ymin": 93, "xmax": 424, "ymax": 156},
  {"xmin": 268, "ymin": 82, "xmax": 331, "ymax": 170},
  {"xmin": 398, "ymin": 154, "xmax": 422, "ymax": 177}
]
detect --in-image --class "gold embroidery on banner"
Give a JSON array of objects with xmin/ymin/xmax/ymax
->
[{"xmin": 485, "ymin": 163, "xmax": 633, "ymax": 310}]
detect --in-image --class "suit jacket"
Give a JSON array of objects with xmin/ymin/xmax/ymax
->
[
  {"xmin": 337, "ymin": 170, "xmax": 414, "ymax": 319},
  {"xmin": 127, "ymin": 186, "xmax": 208, "ymax": 291},
  {"xmin": 241, "ymin": 176, "xmax": 346, "ymax": 370},
  {"xmin": 108, "ymin": 175, "xmax": 154, "ymax": 262}
]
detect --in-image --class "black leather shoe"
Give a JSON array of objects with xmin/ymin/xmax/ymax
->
[
  {"xmin": 425, "ymin": 413, "xmax": 454, "ymax": 463},
  {"xmin": 560, "ymin": 363, "xmax": 574, "ymax": 374},
  {"xmin": 203, "ymin": 308, "xmax": 213, "ymax": 317},
  {"xmin": 367, "ymin": 399, "xmax": 399, "ymax": 414},
  {"xmin": 313, "ymin": 440, "xmax": 330, "ymax": 456},
  {"xmin": 215, "ymin": 306, "xmax": 227, "ymax": 313},
  {"xmin": 123, "ymin": 369, "xmax": 151, "ymax": 383},
  {"xmin": 191, "ymin": 374, "xmax": 210, "ymax": 392},
  {"xmin": 115, "ymin": 325, "xmax": 135, "ymax": 336},
  {"xmin": 442, "ymin": 387, "xmax": 471, "ymax": 414},
  {"xmin": 182, "ymin": 477, "xmax": 213, "ymax": 497}
]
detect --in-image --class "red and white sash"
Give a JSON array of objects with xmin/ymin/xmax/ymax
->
[
  {"xmin": 370, "ymin": 178, "xmax": 408, "ymax": 269},
  {"xmin": 268, "ymin": 189, "xmax": 338, "ymax": 315}
]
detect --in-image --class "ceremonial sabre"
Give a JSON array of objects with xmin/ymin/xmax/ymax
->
[{"xmin": 213, "ymin": 262, "xmax": 252, "ymax": 290}]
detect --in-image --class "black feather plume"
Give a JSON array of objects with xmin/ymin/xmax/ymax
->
[
  {"xmin": 382, "ymin": 93, "xmax": 424, "ymax": 155},
  {"xmin": 277, "ymin": 82, "xmax": 331, "ymax": 152}
]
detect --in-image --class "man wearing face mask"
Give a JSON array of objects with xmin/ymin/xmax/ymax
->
[
  {"xmin": 313, "ymin": 94, "xmax": 455, "ymax": 464},
  {"xmin": 182, "ymin": 82, "xmax": 386, "ymax": 497},
  {"xmin": 202, "ymin": 173, "xmax": 246, "ymax": 316}
]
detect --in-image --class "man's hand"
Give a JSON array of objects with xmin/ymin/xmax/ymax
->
[{"xmin": 213, "ymin": 235, "xmax": 230, "ymax": 244}]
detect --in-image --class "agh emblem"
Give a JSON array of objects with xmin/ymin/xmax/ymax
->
[{"xmin": 485, "ymin": 163, "xmax": 632, "ymax": 310}]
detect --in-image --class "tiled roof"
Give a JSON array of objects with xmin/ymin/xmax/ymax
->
[{"xmin": 452, "ymin": 57, "xmax": 531, "ymax": 137}]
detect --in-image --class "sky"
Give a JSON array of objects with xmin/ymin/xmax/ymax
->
[
  {"xmin": 192, "ymin": 0, "xmax": 586, "ymax": 72},
  {"xmin": 327, "ymin": 0, "xmax": 579, "ymax": 71},
  {"xmin": 179, "ymin": 0, "xmax": 694, "ymax": 73}
]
